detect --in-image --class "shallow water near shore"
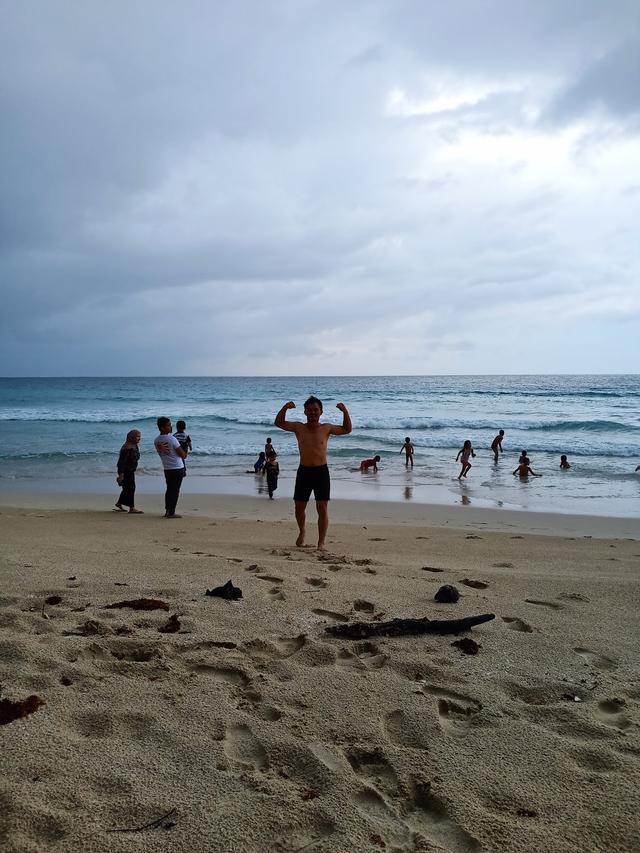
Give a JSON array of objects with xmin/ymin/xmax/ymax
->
[{"xmin": 1, "ymin": 375, "xmax": 639, "ymax": 517}]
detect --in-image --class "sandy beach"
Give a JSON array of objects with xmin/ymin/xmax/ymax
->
[{"xmin": 1, "ymin": 493, "xmax": 639, "ymax": 852}]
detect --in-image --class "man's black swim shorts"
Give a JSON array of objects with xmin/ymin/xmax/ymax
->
[{"xmin": 294, "ymin": 464, "xmax": 330, "ymax": 502}]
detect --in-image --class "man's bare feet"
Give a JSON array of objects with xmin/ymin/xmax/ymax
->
[
  {"xmin": 129, "ymin": 508, "xmax": 144, "ymax": 514},
  {"xmin": 296, "ymin": 532, "xmax": 306, "ymax": 547},
  {"xmin": 317, "ymin": 543, "xmax": 327, "ymax": 551},
  {"xmin": 164, "ymin": 513, "xmax": 182, "ymax": 519},
  {"xmin": 113, "ymin": 504, "xmax": 126, "ymax": 512}
]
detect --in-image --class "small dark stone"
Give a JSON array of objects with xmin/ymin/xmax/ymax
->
[
  {"xmin": 434, "ymin": 584, "xmax": 459, "ymax": 603},
  {"xmin": 45, "ymin": 595, "xmax": 62, "ymax": 605},
  {"xmin": 451, "ymin": 638, "xmax": 480, "ymax": 655},
  {"xmin": 60, "ymin": 676, "xmax": 73, "ymax": 686},
  {"xmin": 205, "ymin": 580, "xmax": 243, "ymax": 601}
]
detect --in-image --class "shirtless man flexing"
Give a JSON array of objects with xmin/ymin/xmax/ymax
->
[{"xmin": 274, "ymin": 396, "xmax": 352, "ymax": 551}]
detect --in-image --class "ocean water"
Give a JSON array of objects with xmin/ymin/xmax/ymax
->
[{"xmin": 0, "ymin": 376, "xmax": 639, "ymax": 517}]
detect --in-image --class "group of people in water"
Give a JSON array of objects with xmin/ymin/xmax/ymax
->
[{"xmin": 113, "ymin": 397, "xmax": 594, "ymax": 550}]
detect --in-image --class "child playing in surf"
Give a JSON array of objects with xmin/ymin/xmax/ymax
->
[
  {"xmin": 491, "ymin": 430, "xmax": 504, "ymax": 462},
  {"xmin": 400, "ymin": 437, "xmax": 414, "ymax": 468},
  {"xmin": 359, "ymin": 455, "xmax": 381, "ymax": 472},
  {"xmin": 513, "ymin": 460, "xmax": 542, "ymax": 478},
  {"xmin": 560, "ymin": 455, "xmax": 571, "ymax": 470},
  {"xmin": 456, "ymin": 440, "xmax": 475, "ymax": 479}
]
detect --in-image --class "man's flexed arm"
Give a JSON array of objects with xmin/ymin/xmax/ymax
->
[
  {"xmin": 330, "ymin": 402, "xmax": 352, "ymax": 435},
  {"xmin": 275, "ymin": 401, "xmax": 299, "ymax": 432}
]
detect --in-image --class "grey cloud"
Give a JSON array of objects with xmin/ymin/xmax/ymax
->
[{"xmin": 546, "ymin": 38, "xmax": 640, "ymax": 123}]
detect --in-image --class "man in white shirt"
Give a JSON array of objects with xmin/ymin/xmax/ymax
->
[{"xmin": 154, "ymin": 417, "xmax": 186, "ymax": 518}]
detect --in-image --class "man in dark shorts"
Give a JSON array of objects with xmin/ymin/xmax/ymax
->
[{"xmin": 274, "ymin": 396, "xmax": 352, "ymax": 550}]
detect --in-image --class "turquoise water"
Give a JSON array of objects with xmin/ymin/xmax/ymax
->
[{"xmin": 1, "ymin": 376, "xmax": 639, "ymax": 516}]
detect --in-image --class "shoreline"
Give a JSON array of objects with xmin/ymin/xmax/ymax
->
[{"xmin": 0, "ymin": 484, "xmax": 637, "ymax": 539}]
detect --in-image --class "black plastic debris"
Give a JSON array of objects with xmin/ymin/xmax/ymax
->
[{"xmin": 205, "ymin": 580, "xmax": 243, "ymax": 601}]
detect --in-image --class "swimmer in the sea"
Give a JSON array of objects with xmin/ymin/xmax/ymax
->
[{"xmin": 513, "ymin": 460, "xmax": 542, "ymax": 478}]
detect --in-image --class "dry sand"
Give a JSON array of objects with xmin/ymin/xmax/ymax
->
[{"xmin": 1, "ymin": 494, "xmax": 639, "ymax": 852}]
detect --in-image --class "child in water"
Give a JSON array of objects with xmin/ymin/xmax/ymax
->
[
  {"xmin": 491, "ymin": 429, "xmax": 505, "ymax": 462},
  {"xmin": 560, "ymin": 455, "xmax": 571, "ymax": 469},
  {"xmin": 264, "ymin": 450, "xmax": 279, "ymax": 499},
  {"xmin": 360, "ymin": 455, "xmax": 381, "ymax": 472},
  {"xmin": 513, "ymin": 459, "xmax": 542, "ymax": 478},
  {"xmin": 456, "ymin": 440, "xmax": 475, "ymax": 479},
  {"xmin": 253, "ymin": 451, "xmax": 266, "ymax": 473},
  {"xmin": 400, "ymin": 437, "xmax": 414, "ymax": 468}
]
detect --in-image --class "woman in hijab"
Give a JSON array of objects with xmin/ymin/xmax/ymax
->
[{"xmin": 114, "ymin": 430, "xmax": 143, "ymax": 513}]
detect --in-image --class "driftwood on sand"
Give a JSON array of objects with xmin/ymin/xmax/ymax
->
[{"xmin": 325, "ymin": 613, "xmax": 495, "ymax": 640}]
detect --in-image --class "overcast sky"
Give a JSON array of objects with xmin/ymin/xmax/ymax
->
[{"xmin": 1, "ymin": 0, "xmax": 639, "ymax": 376}]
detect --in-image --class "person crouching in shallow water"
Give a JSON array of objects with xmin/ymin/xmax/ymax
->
[
  {"xmin": 115, "ymin": 430, "xmax": 143, "ymax": 513},
  {"xmin": 560, "ymin": 454, "xmax": 571, "ymax": 470},
  {"xmin": 359, "ymin": 455, "xmax": 380, "ymax": 472},
  {"xmin": 274, "ymin": 395, "xmax": 352, "ymax": 551}
]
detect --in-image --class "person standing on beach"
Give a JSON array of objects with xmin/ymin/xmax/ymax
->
[
  {"xmin": 115, "ymin": 430, "xmax": 143, "ymax": 513},
  {"xmin": 274, "ymin": 396, "xmax": 352, "ymax": 551},
  {"xmin": 491, "ymin": 429, "xmax": 504, "ymax": 462},
  {"xmin": 400, "ymin": 437, "xmax": 414, "ymax": 468},
  {"xmin": 154, "ymin": 417, "xmax": 186, "ymax": 518}
]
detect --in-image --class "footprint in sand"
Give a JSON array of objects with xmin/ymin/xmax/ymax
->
[
  {"xmin": 558, "ymin": 592, "xmax": 590, "ymax": 602},
  {"xmin": 72, "ymin": 711, "xmax": 114, "ymax": 738},
  {"xmin": 256, "ymin": 574, "xmax": 283, "ymax": 584},
  {"xmin": 465, "ymin": 534, "xmax": 482, "ymax": 540},
  {"xmin": 242, "ymin": 636, "xmax": 305, "ymax": 661},
  {"xmin": 492, "ymin": 561, "xmax": 514, "ymax": 568},
  {"xmin": 502, "ymin": 617, "xmax": 534, "ymax": 633},
  {"xmin": 223, "ymin": 724, "xmax": 268, "ymax": 770},
  {"xmin": 305, "ymin": 577, "xmax": 328, "ymax": 588},
  {"xmin": 408, "ymin": 781, "xmax": 482, "ymax": 853},
  {"xmin": 525, "ymin": 599, "xmax": 564, "ymax": 610},
  {"xmin": 570, "ymin": 746, "xmax": 623, "ymax": 773},
  {"xmin": 574, "ymin": 647, "xmax": 617, "ymax": 671},
  {"xmin": 423, "ymin": 686, "xmax": 483, "ymax": 734},
  {"xmin": 268, "ymin": 587, "xmax": 286, "ymax": 601},
  {"xmin": 460, "ymin": 578, "xmax": 488, "ymax": 589},
  {"xmin": 189, "ymin": 664, "xmax": 250, "ymax": 688},
  {"xmin": 244, "ymin": 564, "xmax": 260, "ymax": 572},
  {"xmin": 353, "ymin": 599, "xmax": 375, "ymax": 614},
  {"xmin": 336, "ymin": 641, "xmax": 387, "ymax": 670},
  {"xmin": 345, "ymin": 746, "xmax": 400, "ymax": 796},
  {"xmin": 369, "ymin": 538, "xmax": 386, "ymax": 542},
  {"xmin": 383, "ymin": 709, "xmax": 432, "ymax": 750},
  {"xmin": 421, "ymin": 566, "xmax": 445, "ymax": 573},
  {"xmin": 597, "ymin": 699, "xmax": 631, "ymax": 730},
  {"xmin": 312, "ymin": 608, "xmax": 348, "ymax": 622}
]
